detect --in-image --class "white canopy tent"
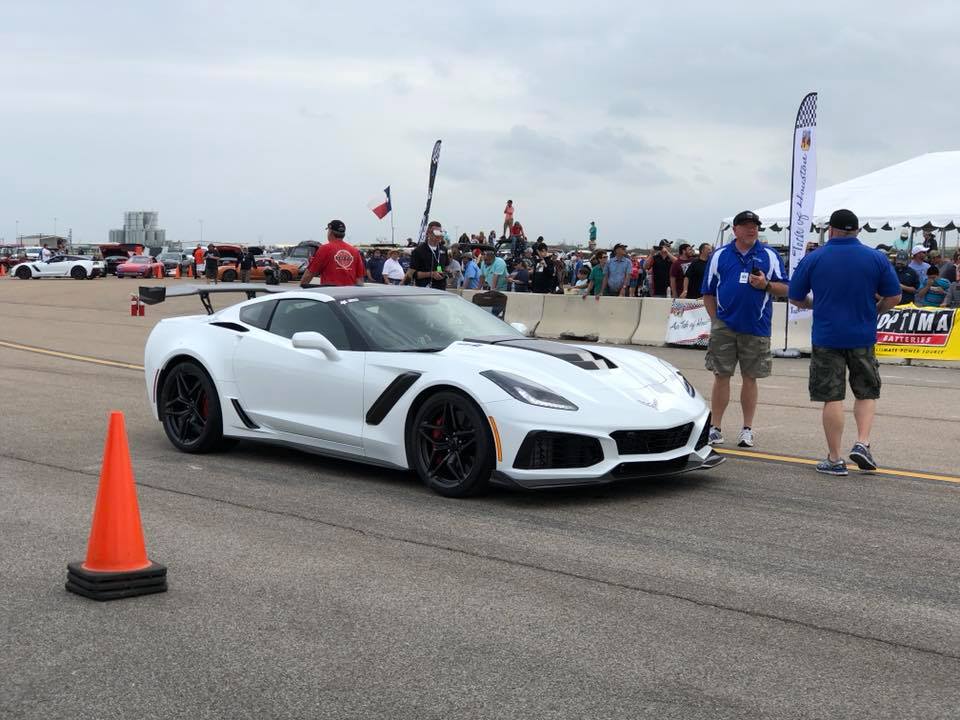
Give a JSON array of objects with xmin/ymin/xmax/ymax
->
[{"xmin": 722, "ymin": 151, "xmax": 960, "ymax": 234}]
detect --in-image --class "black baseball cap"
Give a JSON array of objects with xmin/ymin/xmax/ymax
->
[
  {"xmin": 732, "ymin": 210, "xmax": 761, "ymax": 226},
  {"xmin": 658, "ymin": 238, "xmax": 672, "ymax": 248},
  {"xmin": 828, "ymin": 209, "xmax": 858, "ymax": 232},
  {"xmin": 327, "ymin": 219, "xmax": 346, "ymax": 235}
]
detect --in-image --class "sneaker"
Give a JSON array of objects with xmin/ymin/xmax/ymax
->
[
  {"xmin": 737, "ymin": 427, "xmax": 755, "ymax": 448},
  {"xmin": 849, "ymin": 442, "xmax": 877, "ymax": 471},
  {"xmin": 816, "ymin": 457, "xmax": 848, "ymax": 476},
  {"xmin": 708, "ymin": 426, "xmax": 724, "ymax": 445}
]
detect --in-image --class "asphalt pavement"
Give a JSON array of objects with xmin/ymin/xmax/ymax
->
[{"xmin": 2, "ymin": 277, "xmax": 959, "ymax": 719}]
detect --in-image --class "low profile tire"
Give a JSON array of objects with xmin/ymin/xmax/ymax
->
[
  {"xmin": 15, "ymin": 266, "xmax": 31, "ymax": 280},
  {"xmin": 279, "ymin": 270, "xmax": 292, "ymax": 283},
  {"xmin": 71, "ymin": 266, "xmax": 87, "ymax": 280},
  {"xmin": 159, "ymin": 361, "xmax": 227, "ymax": 453},
  {"xmin": 222, "ymin": 269, "xmax": 237, "ymax": 283},
  {"xmin": 408, "ymin": 391, "xmax": 493, "ymax": 497}
]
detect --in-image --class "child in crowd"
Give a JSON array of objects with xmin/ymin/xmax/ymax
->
[{"xmin": 574, "ymin": 266, "xmax": 590, "ymax": 296}]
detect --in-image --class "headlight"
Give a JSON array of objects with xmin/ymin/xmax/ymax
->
[{"xmin": 480, "ymin": 370, "xmax": 578, "ymax": 411}]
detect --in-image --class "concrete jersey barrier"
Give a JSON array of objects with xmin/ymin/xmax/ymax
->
[
  {"xmin": 503, "ymin": 293, "xmax": 544, "ymax": 336},
  {"xmin": 630, "ymin": 297, "xmax": 674, "ymax": 346},
  {"xmin": 535, "ymin": 295, "xmax": 641, "ymax": 344}
]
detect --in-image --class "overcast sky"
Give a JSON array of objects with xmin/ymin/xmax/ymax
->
[{"xmin": 1, "ymin": 1, "xmax": 956, "ymax": 248}]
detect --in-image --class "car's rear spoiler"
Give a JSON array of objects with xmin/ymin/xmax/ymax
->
[{"xmin": 139, "ymin": 283, "xmax": 286, "ymax": 315}]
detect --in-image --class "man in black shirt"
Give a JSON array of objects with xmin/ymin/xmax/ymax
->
[
  {"xmin": 645, "ymin": 239, "xmax": 675, "ymax": 297},
  {"xmin": 681, "ymin": 243, "xmax": 712, "ymax": 299},
  {"xmin": 411, "ymin": 220, "xmax": 449, "ymax": 290},
  {"xmin": 238, "ymin": 246, "xmax": 255, "ymax": 283}
]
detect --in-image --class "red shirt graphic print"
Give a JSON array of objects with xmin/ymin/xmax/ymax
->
[{"xmin": 307, "ymin": 240, "xmax": 366, "ymax": 286}]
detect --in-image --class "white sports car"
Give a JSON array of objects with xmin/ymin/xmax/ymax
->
[
  {"xmin": 13, "ymin": 254, "xmax": 105, "ymax": 280},
  {"xmin": 141, "ymin": 284, "xmax": 722, "ymax": 497}
]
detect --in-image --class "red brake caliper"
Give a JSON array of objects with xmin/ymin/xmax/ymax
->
[{"xmin": 431, "ymin": 412, "xmax": 445, "ymax": 468}]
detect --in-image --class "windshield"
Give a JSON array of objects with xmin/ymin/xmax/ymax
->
[
  {"xmin": 128, "ymin": 257, "xmax": 150, "ymax": 264},
  {"xmin": 341, "ymin": 294, "xmax": 521, "ymax": 352},
  {"xmin": 286, "ymin": 245, "xmax": 315, "ymax": 261}
]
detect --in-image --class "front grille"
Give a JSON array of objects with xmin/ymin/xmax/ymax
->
[
  {"xmin": 611, "ymin": 423, "xmax": 694, "ymax": 455},
  {"xmin": 694, "ymin": 414, "xmax": 712, "ymax": 450},
  {"xmin": 611, "ymin": 456, "xmax": 691, "ymax": 478},
  {"xmin": 513, "ymin": 432, "xmax": 603, "ymax": 470}
]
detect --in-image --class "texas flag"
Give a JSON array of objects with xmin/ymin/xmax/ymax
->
[{"xmin": 368, "ymin": 186, "xmax": 392, "ymax": 219}]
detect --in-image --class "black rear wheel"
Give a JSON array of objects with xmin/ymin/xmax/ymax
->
[
  {"xmin": 159, "ymin": 361, "xmax": 226, "ymax": 453},
  {"xmin": 409, "ymin": 391, "xmax": 492, "ymax": 497},
  {"xmin": 71, "ymin": 266, "xmax": 87, "ymax": 280},
  {"xmin": 222, "ymin": 269, "xmax": 237, "ymax": 282},
  {"xmin": 280, "ymin": 269, "xmax": 292, "ymax": 283},
  {"xmin": 15, "ymin": 266, "xmax": 31, "ymax": 280}
]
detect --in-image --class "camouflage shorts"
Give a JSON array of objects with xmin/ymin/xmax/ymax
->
[
  {"xmin": 704, "ymin": 318, "xmax": 772, "ymax": 378},
  {"xmin": 809, "ymin": 346, "xmax": 881, "ymax": 402}
]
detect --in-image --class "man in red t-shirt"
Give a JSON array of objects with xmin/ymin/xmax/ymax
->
[
  {"xmin": 299, "ymin": 220, "xmax": 365, "ymax": 288},
  {"xmin": 669, "ymin": 243, "xmax": 694, "ymax": 298}
]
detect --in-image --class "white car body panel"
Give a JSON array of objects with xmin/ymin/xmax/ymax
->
[{"xmin": 143, "ymin": 285, "xmax": 721, "ymax": 489}]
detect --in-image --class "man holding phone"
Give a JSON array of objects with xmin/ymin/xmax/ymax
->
[{"xmin": 701, "ymin": 211, "xmax": 788, "ymax": 447}]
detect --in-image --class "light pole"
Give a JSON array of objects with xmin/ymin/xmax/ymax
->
[
  {"xmin": 199, "ymin": 219, "xmax": 204, "ymax": 246},
  {"xmin": 54, "ymin": 217, "xmax": 57, "ymax": 239},
  {"xmin": 15, "ymin": 220, "xmax": 19, "ymax": 246}
]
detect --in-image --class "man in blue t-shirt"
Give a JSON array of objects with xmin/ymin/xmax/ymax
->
[
  {"xmin": 788, "ymin": 209, "xmax": 901, "ymax": 477},
  {"xmin": 700, "ymin": 210, "xmax": 788, "ymax": 448}
]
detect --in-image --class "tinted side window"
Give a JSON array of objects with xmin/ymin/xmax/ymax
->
[
  {"xmin": 268, "ymin": 299, "xmax": 351, "ymax": 349},
  {"xmin": 239, "ymin": 300, "xmax": 277, "ymax": 330}
]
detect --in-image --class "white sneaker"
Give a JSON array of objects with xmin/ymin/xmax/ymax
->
[
  {"xmin": 708, "ymin": 426, "xmax": 724, "ymax": 445},
  {"xmin": 737, "ymin": 427, "xmax": 755, "ymax": 448}
]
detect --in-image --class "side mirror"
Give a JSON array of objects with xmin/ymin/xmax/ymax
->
[
  {"xmin": 510, "ymin": 322, "xmax": 530, "ymax": 336},
  {"xmin": 291, "ymin": 331, "xmax": 341, "ymax": 361}
]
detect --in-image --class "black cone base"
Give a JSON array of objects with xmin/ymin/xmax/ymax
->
[{"xmin": 65, "ymin": 561, "xmax": 167, "ymax": 601}]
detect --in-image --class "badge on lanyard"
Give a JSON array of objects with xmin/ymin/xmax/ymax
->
[{"xmin": 739, "ymin": 271, "xmax": 749, "ymax": 284}]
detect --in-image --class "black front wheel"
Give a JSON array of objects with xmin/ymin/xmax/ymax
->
[
  {"xmin": 279, "ymin": 270, "xmax": 292, "ymax": 283},
  {"xmin": 71, "ymin": 266, "xmax": 87, "ymax": 280},
  {"xmin": 409, "ymin": 391, "xmax": 493, "ymax": 497},
  {"xmin": 159, "ymin": 361, "xmax": 226, "ymax": 453},
  {"xmin": 222, "ymin": 269, "xmax": 237, "ymax": 282},
  {"xmin": 15, "ymin": 266, "xmax": 31, "ymax": 280}
]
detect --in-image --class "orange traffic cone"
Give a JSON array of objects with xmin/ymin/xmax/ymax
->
[
  {"xmin": 174, "ymin": 264, "xmax": 181, "ymax": 279},
  {"xmin": 0, "ymin": 263, "xmax": 6, "ymax": 277},
  {"xmin": 66, "ymin": 411, "xmax": 167, "ymax": 600},
  {"xmin": 154, "ymin": 263, "xmax": 163, "ymax": 279},
  {"xmin": 186, "ymin": 264, "xmax": 193, "ymax": 278}
]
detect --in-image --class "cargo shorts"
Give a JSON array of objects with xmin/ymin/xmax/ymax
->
[
  {"xmin": 809, "ymin": 346, "xmax": 881, "ymax": 402},
  {"xmin": 704, "ymin": 318, "xmax": 772, "ymax": 378}
]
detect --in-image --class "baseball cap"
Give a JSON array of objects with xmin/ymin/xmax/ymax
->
[
  {"xmin": 899, "ymin": 229, "xmax": 909, "ymax": 238},
  {"xmin": 828, "ymin": 209, "xmax": 858, "ymax": 231},
  {"xmin": 327, "ymin": 219, "xmax": 346, "ymax": 235},
  {"xmin": 911, "ymin": 244, "xmax": 927, "ymax": 255},
  {"xmin": 895, "ymin": 251, "xmax": 909, "ymax": 262},
  {"xmin": 658, "ymin": 239, "xmax": 672, "ymax": 248},
  {"xmin": 732, "ymin": 210, "xmax": 761, "ymax": 226}
]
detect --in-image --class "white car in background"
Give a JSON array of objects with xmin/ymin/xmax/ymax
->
[{"xmin": 12, "ymin": 254, "xmax": 105, "ymax": 280}]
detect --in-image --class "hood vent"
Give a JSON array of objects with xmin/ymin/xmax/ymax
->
[{"xmin": 463, "ymin": 336, "xmax": 616, "ymax": 370}]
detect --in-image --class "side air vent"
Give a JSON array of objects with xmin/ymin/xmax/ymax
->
[
  {"xmin": 230, "ymin": 399, "xmax": 259, "ymax": 429},
  {"xmin": 210, "ymin": 322, "xmax": 249, "ymax": 332}
]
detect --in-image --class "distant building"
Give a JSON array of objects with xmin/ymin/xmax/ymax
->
[{"xmin": 109, "ymin": 211, "xmax": 166, "ymax": 247}]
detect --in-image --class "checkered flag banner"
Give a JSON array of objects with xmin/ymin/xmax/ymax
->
[
  {"xmin": 787, "ymin": 92, "xmax": 818, "ymax": 324},
  {"xmin": 417, "ymin": 140, "xmax": 442, "ymax": 244},
  {"xmin": 795, "ymin": 92, "xmax": 817, "ymax": 129}
]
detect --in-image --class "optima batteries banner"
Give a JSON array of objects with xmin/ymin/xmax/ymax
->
[{"xmin": 875, "ymin": 305, "xmax": 960, "ymax": 360}]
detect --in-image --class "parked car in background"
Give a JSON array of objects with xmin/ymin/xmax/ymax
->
[
  {"xmin": 12, "ymin": 255, "xmax": 105, "ymax": 280},
  {"xmin": 103, "ymin": 255, "xmax": 130, "ymax": 276},
  {"xmin": 218, "ymin": 257, "xmax": 301, "ymax": 283},
  {"xmin": 0, "ymin": 246, "xmax": 27, "ymax": 272},
  {"xmin": 158, "ymin": 252, "xmax": 185, "ymax": 276},
  {"xmin": 116, "ymin": 255, "xmax": 164, "ymax": 279}
]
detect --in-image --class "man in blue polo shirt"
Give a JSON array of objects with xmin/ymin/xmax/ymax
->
[
  {"xmin": 599, "ymin": 243, "xmax": 631, "ymax": 298},
  {"xmin": 789, "ymin": 209, "xmax": 901, "ymax": 476},
  {"xmin": 701, "ymin": 210, "xmax": 788, "ymax": 448}
]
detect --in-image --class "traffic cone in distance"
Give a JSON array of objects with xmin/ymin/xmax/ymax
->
[
  {"xmin": 0, "ymin": 263, "xmax": 6, "ymax": 277},
  {"xmin": 154, "ymin": 263, "xmax": 163, "ymax": 279},
  {"xmin": 66, "ymin": 411, "xmax": 167, "ymax": 601},
  {"xmin": 174, "ymin": 264, "xmax": 181, "ymax": 279}
]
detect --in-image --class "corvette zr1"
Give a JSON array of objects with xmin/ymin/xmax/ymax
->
[{"xmin": 141, "ymin": 284, "xmax": 722, "ymax": 497}]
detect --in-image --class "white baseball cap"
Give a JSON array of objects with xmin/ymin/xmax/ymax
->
[{"xmin": 911, "ymin": 244, "xmax": 927, "ymax": 255}]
